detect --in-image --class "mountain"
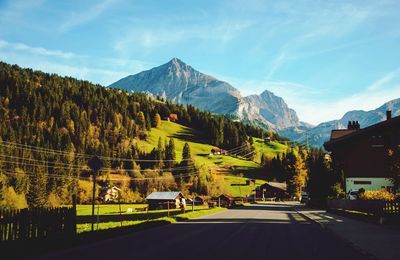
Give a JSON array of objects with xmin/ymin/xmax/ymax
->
[
  {"xmin": 110, "ymin": 58, "xmax": 301, "ymax": 130},
  {"xmin": 238, "ymin": 90, "xmax": 300, "ymax": 129},
  {"xmin": 282, "ymin": 98, "xmax": 400, "ymax": 147},
  {"xmin": 110, "ymin": 58, "xmax": 242, "ymax": 115}
]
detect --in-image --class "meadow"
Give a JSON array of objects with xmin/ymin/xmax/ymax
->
[{"xmin": 76, "ymin": 204, "xmax": 225, "ymax": 233}]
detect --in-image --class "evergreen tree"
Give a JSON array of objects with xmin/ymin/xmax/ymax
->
[
  {"xmin": 155, "ymin": 137, "xmax": 164, "ymax": 169},
  {"xmin": 27, "ymin": 165, "xmax": 48, "ymax": 207},
  {"xmin": 165, "ymin": 138, "xmax": 176, "ymax": 169}
]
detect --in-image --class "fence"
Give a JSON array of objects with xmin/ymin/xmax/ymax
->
[
  {"xmin": 0, "ymin": 207, "xmax": 76, "ymax": 242},
  {"xmin": 327, "ymin": 199, "xmax": 400, "ymax": 216}
]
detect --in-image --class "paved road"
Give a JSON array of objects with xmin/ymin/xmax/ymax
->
[{"xmin": 40, "ymin": 202, "xmax": 366, "ymax": 260}]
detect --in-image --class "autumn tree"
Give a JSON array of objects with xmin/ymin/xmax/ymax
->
[
  {"xmin": 137, "ymin": 111, "xmax": 146, "ymax": 130},
  {"xmin": 153, "ymin": 113, "xmax": 162, "ymax": 128},
  {"xmin": 387, "ymin": 147, "xmax": 400, "ymax": 192}
]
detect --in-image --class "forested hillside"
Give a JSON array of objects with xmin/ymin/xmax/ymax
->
[{"xmin": 0, "ymin": 62, "xmax": 277, "ymax": 208}]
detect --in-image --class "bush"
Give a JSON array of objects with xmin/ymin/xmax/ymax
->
[{"xmin": 360, "ymin": 189, "xmax": 395, "ymax": 201}]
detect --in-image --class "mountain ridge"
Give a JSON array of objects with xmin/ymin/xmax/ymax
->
[
  {"xmin": 110, "ymin": 58, "xmax": 400, "ymax": 147},
  {"xmin": 110, "ymin": 58, "xmax": 301, "ymax": 131},
  {"xmin": 281, "ymin": 98, "xmax": 400, "ymax": 146}
]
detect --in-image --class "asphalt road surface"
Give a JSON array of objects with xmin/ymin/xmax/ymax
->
[{"xmin": 39, "ymin": 202, "xmax": 366, "ymax": 260}]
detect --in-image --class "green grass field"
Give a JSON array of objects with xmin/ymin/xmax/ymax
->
[
  {"xmin": 137, "ymin": 120, "xmax": 261, "ymax": 170},
  {"xmin": 138, "ymin": 120, "xmax": 289, "ymax": 170},
  {"xmin": 223, "ymin": 175, "xmax": 267, "ymax": 197},
  {"xmin": 76, "ymin": 204, "xmax": 225, "ymax": 233}
]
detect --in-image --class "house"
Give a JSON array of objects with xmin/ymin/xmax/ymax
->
[
  {"xmin": 213, "ymin": 194, "xmax": 235, "ymax": 208},
  {"xmin": 256, "ymin": 182, "xmax": 288, "ymax": 199},
  {"xmin": 168, "ymin": 113, "xmax": 178, "ymax": 122},
  {"xmin": 99, "ymin": 186, "xmax": 121, "ymax": 202},
  {"xmin": 211, "ymin": 148, "xmax": 227, "ymax": 155},
  {"xmin": 146, "ymin": 191, "xmax": 186, "ymax": 210},
  {"xmin": 324, "ymin": 111, "xmax": 400, "ymax": 193}
]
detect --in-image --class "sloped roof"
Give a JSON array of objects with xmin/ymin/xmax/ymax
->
[
  {"xmin": 330, "ymin": 129, "xmax": 356, "ymax": 140},
  {"xmin": 146, "ymin": 191, "xmax": 183, "ymax": 200},
  {"xmin": 324, "ymin": 115, "xmax": 400, "ymax": 149},
  {"xmin": 262, "ymin": 182, "xmax": 287, "ymax": 191}
]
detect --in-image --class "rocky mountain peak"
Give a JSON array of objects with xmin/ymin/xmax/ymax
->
[{"xmin": 110, "ymin": 58, "xmax": 301, "ymax": 131}]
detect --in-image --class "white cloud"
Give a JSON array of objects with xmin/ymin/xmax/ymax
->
[
  {"xmin": 0, "ymin": 39, "xmax": 75, "ymax": 59},
  {"xmin": 59, "ymin": 0, "xmax": 118, "ymax": 32},
  {"xmin": 264, "ymin": 1, "xmax": 386, "ymax": 79},
  {"xmin": 113, "ymin": 20, "xmax": 254, "ymax": 53},
  {"xmin": 0, "ymin": 39, "xmax": 148, "ymax": 86},
  {"xmin": 367, "ymin": 67, "xmax": 400, "ymax": 91}
]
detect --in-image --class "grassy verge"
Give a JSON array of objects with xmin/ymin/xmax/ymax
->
[
  {"xmin": 174, "ymin": 207, "xmax": 226, "ymax": 221},
  {"xmin": 77, "ymin": 204, "xmax": 223, "ymax": 233}
]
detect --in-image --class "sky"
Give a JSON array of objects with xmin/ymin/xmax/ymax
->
[{"xmin": 0, "ymin": 0, "xmax": 399, "ymax": 125}]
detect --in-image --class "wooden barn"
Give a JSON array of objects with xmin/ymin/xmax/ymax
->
[
  {"xmin": 146, "ymin": 191, "xmax": 186, "ymax": 210},
  {"xmin": 213, "ymin": 194, "xmax": 235, "ymax": 208},
  {"xmin": 257, "ymin": 182, "xmax": 288, "ymax": 200}
]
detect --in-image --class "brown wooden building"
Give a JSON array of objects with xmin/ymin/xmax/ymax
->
[
  {"xmin": 324, "ymin": 111, "xmax": 400, "ymax": 192},
  {"xmin": 146, "ymin": 191, "xmax": 186, "ymax": 210},
  {"xmin": 212, "ymin": 194, "xmax": 236, "ymax": 208},
  {"xmin": 257, "ymin": 182, "xmax": 289, "ymax": 199}
]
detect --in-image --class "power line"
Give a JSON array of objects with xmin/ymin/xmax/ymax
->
[
  {"xmin": 0, "ymin": 154, "xmax": 85, "ymax": 169},
  {"xmin": 0, "ymin": 140, "xmax": 197, "ymax": 162},
  {"xmin": 1, "ymin": 169, "xmax": 204, "ymax": 182},
  {"xmin": 0, "ymin": 154, "xmax": 197, "ymax": 173}
]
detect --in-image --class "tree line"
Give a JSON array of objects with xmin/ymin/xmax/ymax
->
[{"xmin": 261, "ymin": 147, "xmax": 343, "ymax": 202}]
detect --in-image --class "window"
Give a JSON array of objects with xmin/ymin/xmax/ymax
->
[
  {"xmin": 371, "ymin": 135, "xmax": 384, "ymax": 147},
  {"xmin": 353, "ymin": 181, "xmax": 372, "ymax": 185}
]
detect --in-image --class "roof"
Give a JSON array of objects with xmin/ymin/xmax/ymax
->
[
  {"xmin": 261, "ymin": 182, "xmax": 287, "ymax": 191},
  {"xmin": 146, "ymin": 191, "xmax": 184, "ymax": 200},
  {"xmin": 324, "ymin": 115, "xmax": 400, "ymax": 150},
  {"xmin": 329, "ymin": 129, "xmax": 357, "ymax": 140},
  {"xmin": 218, "ymin": 194, "xmax": 235, "ymax": 200}
]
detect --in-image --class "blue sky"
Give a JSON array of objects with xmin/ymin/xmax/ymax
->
[{"xmin": 0, "ymin": 0, "xmax": 399, "ymax": 125}]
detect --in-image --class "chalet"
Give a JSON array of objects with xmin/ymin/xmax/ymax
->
[
  {"xmin": 324, "ymin": 111, "xmax": 400, "ymax": 193},
  {"xmin": 213, "ymin": 194, "xmax": 235, "ymax": 208},
  {"xmin": 146, "ymin": 191, "xmax": 186, "ymax": 210},
  {"xmin": 256, "ymin": 182, "xmax": 288, "ymax": 199}
]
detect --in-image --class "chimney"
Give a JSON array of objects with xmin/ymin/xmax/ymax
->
[
  {"xmin": 347, "ymin": 120, "xmax": 360, "ymax": 130},
  {"xmin": 387, "ymin": 110, "xmax": 392, "ymax": 121}
]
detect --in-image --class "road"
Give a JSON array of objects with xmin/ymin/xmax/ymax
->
[{"xmin": 40, "ymin": 202, "xmax": 366, "ymax": 260}]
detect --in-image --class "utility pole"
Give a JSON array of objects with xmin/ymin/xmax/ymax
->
[
  {"xmin": 306, "ymin": 131, "xmax": 309, "ymax": 149},
  {"xmin": 88, "ymin": 155, "xmax": 103, "ymax": 233}
]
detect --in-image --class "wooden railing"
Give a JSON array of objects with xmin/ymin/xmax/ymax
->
[{"xmin": 327, "ymin": 199, "xmax": 400, "ymax": 216}]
